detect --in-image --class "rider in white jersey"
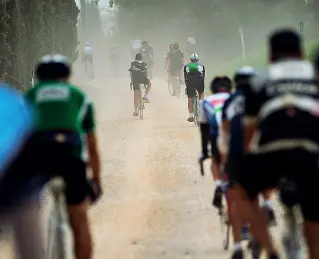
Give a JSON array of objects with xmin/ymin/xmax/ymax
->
[{"xmin": 198, "ymin": 76, "xmax": 232, "ymax": 207}]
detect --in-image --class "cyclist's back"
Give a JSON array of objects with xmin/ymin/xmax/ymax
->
[
  {"xmin": 130, "ymin": 58, "xmax": 148, "ymax": 85},
  {"xmin": 168, "ymin": 48, "xmax": 184, "ymax": 76},
  {"xmin": 27, "ymin": 82, "xmax": 88, "ymax": 134}
]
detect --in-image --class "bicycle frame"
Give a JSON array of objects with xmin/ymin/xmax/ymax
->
[{"xmin": 138, "ymin": 84, "xmax": 146, "ymax": 120}]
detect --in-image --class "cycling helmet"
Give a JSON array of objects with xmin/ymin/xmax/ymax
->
[
  {"xmin": 210, "ymin": 76, "xmax": 232, "ymax": 93},
  {"xmin": 190, "ymin": 53, "xmax": 199, "ymax": 62},
  {"xmin": 233, "ymin": 66, "xmax": 257, "ymax": 84},
  {"xmin": 85, "ymin": 42, "xmax": 90, "ymax": 46},
  {"xmin": 36, "ymin": 54, "xmax": 71, "ymax": 81},
  {"xmin": 173, "ymin": 42, "xmax": 179, "ymax": 50},
  {"xmin": 142, "ymin": 40, "xmax": 148, "ymax": 45}
]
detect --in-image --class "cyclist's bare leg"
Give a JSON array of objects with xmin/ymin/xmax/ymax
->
[
  {"xmin": 68, "ymin": 200, "xmax": 92, "ymax": 259},
  {"xmin": 235, "ymin": 186, "xmax": 278, "ymax": 256},
  {"xmin": 134, "ymin": 89, "xmax": 141, "ymax": 112},
  {"xmin": 199, "ymin": 92, "xmax": 204, "ymax": 100},
  {"xmin": 228, "ymin": 186, "xmax": 245, "ymax": 249},
  {"xmin": 188, "ymin": 97, "xmax": 193, "ymax": 114},
  {"xmin": 144, "ymin": 81, "xmax": 152, "ymax": 98},
  {"xmin": 304, "ymin": 221, "xmax": 319, "ymax": 259}
]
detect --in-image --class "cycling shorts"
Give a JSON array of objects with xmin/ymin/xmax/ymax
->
[
  {"xmin": 186, "ymin": 82, "xmax": 204, "ymax": 98},
  {"xmin": 132, "ymin": 77, "xmax": 150, "ymax": 91},
  {"xmin": 84, "ymin": 55, "xmax": 93, "ymax": 65},
  {"xmin": 210, "ymin": 134, "xmax": 221, "ymax": 164},
  {"xmin": 7, "ymin": 131, "xmax": 89, "ymax": 206},
  {"xmin": 236, "ymin": 148, "xmax": 319, "ymax": 221}
]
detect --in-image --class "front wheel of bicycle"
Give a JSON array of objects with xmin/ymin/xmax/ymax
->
[{"xmin": 139, "ymin": 102, "xmax": 144, "ymax": 120}]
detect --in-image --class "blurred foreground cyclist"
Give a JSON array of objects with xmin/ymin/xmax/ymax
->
[
  {"xmin": 0, "ymin": 84, "xmax": 43, "ymax": 259},
  {"xmin": 24, "ymin": 54, "xmax": 103, "ymax": 259},
  {"xmin": 221, "ymin": 67, "xmax": 275, "ymax": 259},
  {"xmin": 184, "ymin": 53, "xmax": 205, "ymax": 122},
  {"xmin": 129, "ymin": 53, "xmax": 152, "ymax": 116},
  {"xmin": 198, "ymin": 76, "xmax": 231, "ymax": 205},
  {"xmin": 235, "ymin": 29, "xmax": 319, "ymax": 259}
]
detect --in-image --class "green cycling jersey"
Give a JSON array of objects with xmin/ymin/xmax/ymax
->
[{"xmin": 24, "ymin": 81, "xmax": 95, "ymax": 134}]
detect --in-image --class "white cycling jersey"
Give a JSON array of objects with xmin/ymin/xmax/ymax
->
[
  {"xmin": 199, "ymin": 92, "xmax": 230, "ymax": 153},
  {"xmin": 84, "ymin": 45, "xmax": 93, "ymax": 56}
]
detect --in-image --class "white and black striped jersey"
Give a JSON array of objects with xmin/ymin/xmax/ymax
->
[{"xmin": 244, "ymin": 59, "xmax": 319, "ymax": 154}]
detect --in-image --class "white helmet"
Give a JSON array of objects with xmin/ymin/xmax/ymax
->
[
  {"xmin": 85, "ymin": 42, "xmax": 90, "ymax": 46},
  {"xmin": 190, "ymin": 53, "xmax": 199, "ymax": 62}
]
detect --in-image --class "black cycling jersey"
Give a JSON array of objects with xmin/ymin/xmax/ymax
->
[
  {"xmin": 245, "ymin": 59, "xmax": 319, "ymax": 152},
  {"xmin": 129, "ymin": 60, "xmax": 148, "ymax": 84}
]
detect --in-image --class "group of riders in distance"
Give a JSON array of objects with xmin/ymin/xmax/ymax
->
[{"xmin": 129, "ymin": 37, "xmax": 204, "ymax": 121}]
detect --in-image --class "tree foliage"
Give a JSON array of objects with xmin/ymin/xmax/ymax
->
[{"xmin": 0, "ymin": 0, "xmax": 79, "ymax": 90}]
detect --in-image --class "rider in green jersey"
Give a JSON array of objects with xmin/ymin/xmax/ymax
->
[{"xmin": 24, "ymin": 54, "xmax": 102, "ymax": 259}]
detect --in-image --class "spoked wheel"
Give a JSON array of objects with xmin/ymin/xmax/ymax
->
[
  {"xmin": 193, "ymin": 95, "xmax": 200, "ymax": 127},
  {"xmin": 168, "ymin": 81, "xmax": 174, "ymax": 96},
  {"xmin": 138, "ymin": 101, "xmax": 144, "ymax": 120},
  {"xmin": 175, "ymin": 78, "xmax": 181, "ymax": 98}
]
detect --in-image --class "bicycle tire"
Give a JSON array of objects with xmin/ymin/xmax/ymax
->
[
  {"xmin": 193, "ymin": 94, "xmax": 199, "ymax": 126},
  {"xmin": 139, "ymin": 106, "xmax": 144, "ymax": 120},
  {"xmin": 249, "ymin": 239, "xmax": 262, "ymax": 259},
  {"xmin": 218, "ymin": 207, "xmax": 230, "ymax": 250},
  {"xmin": 168, "ymin": 82, "xmax": 174, "ymax": 96}
]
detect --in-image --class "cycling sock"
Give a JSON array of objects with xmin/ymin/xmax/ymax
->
[
  {"xmin": 215, "ymin": 180, "xmax": 222, "ymax": 187},
  {"xmin": 233, "ymin": 242, "xmax": 242, "ymax": 252},
  {"xmin": 189, "ymin": 113, "xmax": 194, "ymax": 118},
  {"xmin": 264, "ymin": 199, "xmax": 273, "ymax": 209}
]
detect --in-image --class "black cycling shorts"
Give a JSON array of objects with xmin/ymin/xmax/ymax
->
[
  {"xmin": 210, "ymin": 134, "xmax": 221, "ymax": 164},
  {"xmin": 7, "ymin": 131, "xmax": 89, "ymax": 206},
  {"xmin": 132, "ymin": 77, "xmax": 150, "ymax": 91},
  {"xmin": 236, "ymin": 148, "xmax": 319, "ymax": 221},
  {"xmin": 186, "ymin": 82, "xmax": 204, "ymax": 98}
]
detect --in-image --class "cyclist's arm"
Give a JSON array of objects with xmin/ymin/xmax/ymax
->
[
  {"xmin": 243, "ymin": 81, "xmax": 259, "ymax": 153},
  {"xmin": 82, "ymin": 102, "xmax": 101, "ymax": 182},
  {"xmin": 221, "ymin": 97, "xmax": 231, "ymax": 151},
  {"xmin": 202, "ymin": 65, "xmax": 206, "ymax": 79},
  {"xmin": 199, "ymin": 100, "xmax": 210, "ymax": 157},
  {"xmin": 143, "ymin": 62, "xmax": 148, "ymax": 78}
]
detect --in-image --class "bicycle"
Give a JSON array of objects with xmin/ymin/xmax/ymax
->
[
  {"xmin": 193, "ymin": 89, "xmax": 200, "ymax": 126},
  {"xmin": 170, "ymin": 76, "xmax": 181, "ymax": 97},
  {"xmin": 138, "ymin": 83, "xmax": 147, "ymax": 120},
  {"xmin": 47, "ymin": 177, "xmax": 71, "ymax": 259},
  {"xmin": 199, "ymin": 158, "xmax": 262, "ymax": 258},
  {"xmin": 279, "ymin": 179, "xmax": 303, "ymax": 259}
]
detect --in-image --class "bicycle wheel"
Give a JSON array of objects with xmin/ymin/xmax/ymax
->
[
  {"xmin": 168, "ymin": 81, "xmax": 174, "ymax": 96},
  {"xmin": 139, "ymin": 101, "xmax": 144, "ymax": 120},
  {"xmin": 193, "ymin": 93, "xmax": 199, "ymax": 126},
  {"xmin": 175, "ymin": 77, "xmax": 181, "ymax": 97}
]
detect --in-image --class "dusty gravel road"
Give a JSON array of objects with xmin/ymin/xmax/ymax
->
[
  {"xmin": 0, "ymin": 76, "xmax": 296, "ymax": 259},
  {"xmin": 86, "ymin": 76, "xmax": 231, "ymax": 259}
]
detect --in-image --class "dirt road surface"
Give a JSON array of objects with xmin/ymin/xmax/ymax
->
[{"xmin": 0, "ymin": 76, "xmax": 301, "ymax": 258}]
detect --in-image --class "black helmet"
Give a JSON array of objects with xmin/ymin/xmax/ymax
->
[
  {"xmin": 233, "ymin": 66, "xmax": 257, "ymax": 85},
  {"xmin": 210, "ymin": 76, "xmax": 232, "ymax": 93},
  {"xmin": 36, "ymin": 54, "xmax": 71, "ymax": 81}
]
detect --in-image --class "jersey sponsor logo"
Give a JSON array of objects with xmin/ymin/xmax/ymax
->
[
  {"xmin": 36, "ymin": 86, "xmax": 70, "ymax": 102},
  {"xmin": 266, "ymin": 82, "xmax": 318, "ymax": 96}
]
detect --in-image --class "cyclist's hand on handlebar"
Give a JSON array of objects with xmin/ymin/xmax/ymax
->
[{"xmin": 88, "ymin": 178, "xmax": 103, "ymax": 204}]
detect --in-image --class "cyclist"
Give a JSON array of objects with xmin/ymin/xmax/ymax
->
[
  {"xmin": 198, "ymin": 76, "xmax": 231, "ymax": 207},
  {"xmin": 235, "ymin": 29, "xmax": 319, "ymax": 259},
  {"xmin": 140, "ymin": 40, "xmax": 154, "ymax": 79},
  {"xmin": 221, "ymin": 67, "xmax": 274, "ymax": 259},
  {"xmin": 129, "ymin": 53, "xmax": 152, "ymax": 116},
  {"xmin": 82, "ymin": 42, "xmax": 94, "ymax": 78},
  {"xmin": 24, "ymin": 54, "xmax": 102, "ymax": 259},
  {"xmin": 184, "ymin": 53, "xmax": 205, "ymax": 122},
  {"xmin": 166, "ymin": 42, "xmax": 184, "ymax": 95}
]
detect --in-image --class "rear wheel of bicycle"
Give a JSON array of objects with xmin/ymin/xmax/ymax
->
[
  {"xmin": 139, "ymin": 102, "xmax": 144, "ymax": 120},
  {"xmin": 193, "ymin": 96, "xmax": 199, "ymax": 126},
  {"xmin": 249, "ymin": 239, "xmax": 262, "ymax": 259},
  {"xmin": 175, "ymin": 78, "xmax": 181, "ymax": 98},
  {"xmin": 168, "ymin": 82, "xmax": 174, "ymax": 96}
]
